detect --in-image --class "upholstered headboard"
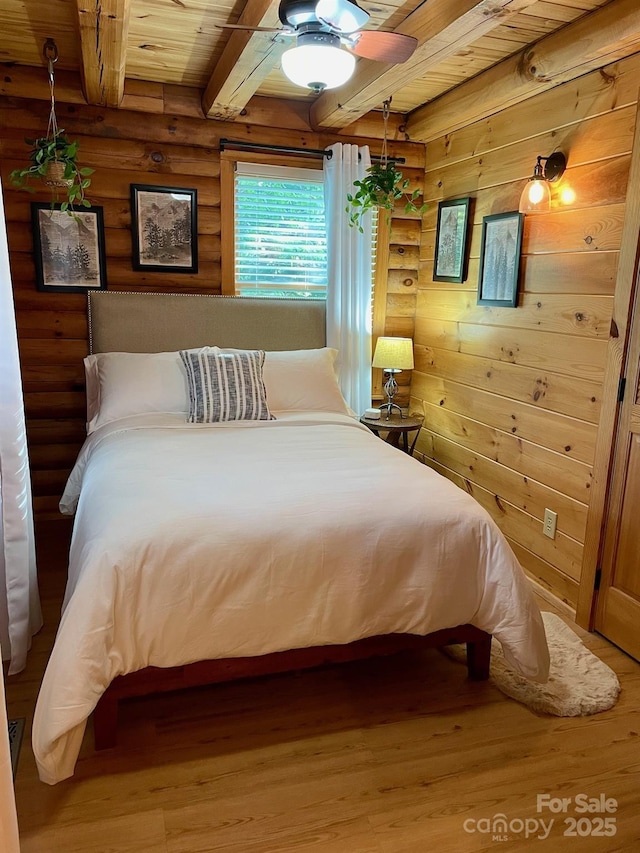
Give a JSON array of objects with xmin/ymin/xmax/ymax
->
[{"xmin": 88, "ymin": 292, "xmax": 326, "ymax": 354}]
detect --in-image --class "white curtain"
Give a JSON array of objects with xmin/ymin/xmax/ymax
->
[
  {"xmin": 0, "ymin": 672, "xmax": 20, "ymax": 853},
  {"xmin": 0, "ymin": 177, "xmax": 42, "ymax": 675},
  {"xmin": 324, "ymin": 143, "xmax": 373, "ymax": 416}
]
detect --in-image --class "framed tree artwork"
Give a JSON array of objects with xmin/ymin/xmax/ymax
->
[
  {"xmin": 31, "ymin": 203, "xmax": 107, "ymax": 293},
  {"xmin": 433, "ymin": 197, "xmax": 471, "ymax": 283},
  {"xmin": 130, "ymin": 184, "xmax": 198, "ymax": 273},
  {"xmin": 477, "ymin": 211, "xmax": 524, "ymax": 307}
]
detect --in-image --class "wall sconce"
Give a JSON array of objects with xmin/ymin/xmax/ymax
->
[{"xmin": 519, "ymin": 152, "xmax": 567, "ymax": 214}]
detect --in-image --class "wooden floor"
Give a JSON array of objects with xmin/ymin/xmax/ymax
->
[{"xmin": 5, "ymin": 523, "xmax": 640, "ymax": 852}]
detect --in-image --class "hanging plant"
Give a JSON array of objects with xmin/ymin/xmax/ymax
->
[
  {"xmin": 9, "ymin": 39, "xmax": 93, "ymax": 214},
  {"xmin": 346, "ymin": 98, "xmax": 427, "ymax": 232},
  {"xmin": 347, "ymin": 160, "xmax": 426, "ymax": 231},
  {"xmin": 10, "ymin": 132, "xmax": 94, "ymax": 212}
]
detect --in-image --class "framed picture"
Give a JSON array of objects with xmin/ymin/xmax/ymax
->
[
  {"xmin": 31, "ymin": 203, "xmax": 107, "ymax": 293},
  {"xmin": 130, "ymin": 184, "xmax": 198, "ymax": 273},
  {"xmin": 477, "ymin": 211, "xmax": 524, "ymax": 307},
  {"xmin": 433, "ymin": 197, "xmax": 471, "ymax": 282}
]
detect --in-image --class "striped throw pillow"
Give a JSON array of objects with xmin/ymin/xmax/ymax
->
[{"xmin": 180, "ymin": 349, "xmax": 274, "ymax": 423}]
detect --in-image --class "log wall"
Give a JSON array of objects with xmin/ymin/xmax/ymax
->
[
  {"xmin": 413, "ymin": 52, "xmax": 640, "ymax": 613},
  {"xmin": 0, "ymin": 89, "xmax": 425, "ymax": 521}
]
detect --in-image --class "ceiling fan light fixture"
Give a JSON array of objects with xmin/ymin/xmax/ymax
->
[{"xmin": 281, "ymin": 32, "xmax": 356, "ymax": 92}]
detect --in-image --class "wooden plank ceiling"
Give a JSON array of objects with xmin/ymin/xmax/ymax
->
[{"xmin": 0, "ymin": 0, "xmax": 622, "ymax": 129}]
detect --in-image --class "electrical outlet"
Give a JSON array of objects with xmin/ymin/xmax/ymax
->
[{"xmin": 543, "ymin": 508, "xmax": 557, "ymax": 539}]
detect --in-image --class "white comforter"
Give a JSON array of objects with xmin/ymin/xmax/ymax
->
[{"xmin": 33, "ymin": 412, "xmax": 549, "ymax": 784}]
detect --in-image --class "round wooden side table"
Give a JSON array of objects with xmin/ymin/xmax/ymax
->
[{"xmin": 359, "ymin": 412, "xmax": 424, "ymax": 455}]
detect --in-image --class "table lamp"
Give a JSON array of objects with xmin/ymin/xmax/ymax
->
[{"xmin": 372, "ymin": 336, "xmax": 414, "ymax": 419}]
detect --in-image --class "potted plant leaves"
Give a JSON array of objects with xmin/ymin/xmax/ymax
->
[{"xmin": 10, "ymin": 132, "xmax": 94, "ymax": 213}]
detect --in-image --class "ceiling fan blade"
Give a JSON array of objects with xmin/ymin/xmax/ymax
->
[
  {"xmin": 316, "ymin": 0, "xmax": 369, "ymax": 33},
  {"xmin": 215, "ymin": 23, "xmax": 287, "ymax": 33},
  {"xmin": 347, "ymin": 30, "xmax": 417, "ymax": 63}
]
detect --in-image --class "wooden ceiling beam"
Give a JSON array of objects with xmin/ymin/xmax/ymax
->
[
  {"xmin": 310, "ymin": 0, "xmax": 539, "ymax": 130},
  {"xmin": 407, "ymin": 0, "xmax": 640, "ymax": 142},
  {"xmin": 75, "ymin": 0, "xmax": 131, "ymax": 108},
  {"xmin": 202, "ymin": 0, "xmax": 285, "ymax": 121},
  {"xmin": 0, "ymin": 63, "xmax": 408, "ymax": 139}
]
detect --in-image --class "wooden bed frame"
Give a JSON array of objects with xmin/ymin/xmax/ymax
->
[
  {"xmin": 94, "ymin": 627, "xmax": 491, "ymax": 749},
  {"xmin": 87, "ymin": 291, "xmax": 492, "ymax": 750}
]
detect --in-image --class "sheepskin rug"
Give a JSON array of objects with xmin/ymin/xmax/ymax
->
[{"xmin": 445, "ymin": 611, "xmax": 621, "ymax": 716}]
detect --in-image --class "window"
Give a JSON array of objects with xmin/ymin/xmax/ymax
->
[{"xmin": 222, "ymin": 157, "xmax": 378, "ymax": 299}]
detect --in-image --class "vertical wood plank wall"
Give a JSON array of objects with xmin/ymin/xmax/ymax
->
[
  {"xmin": 0, "ymin": 92, "xmax": 425, "ymax": 523},
  {"xmin": 413, "ymin": 52, "xmax": 640, "ymax": 613}
]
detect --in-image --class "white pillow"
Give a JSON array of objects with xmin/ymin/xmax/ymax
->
[
  {"xmin": 84, "ymin": 350, "xmax": 190, "ymax": 433},
  {"xmin": 262, "ymin": 348, "xmax": 350, "ymax": 414}
]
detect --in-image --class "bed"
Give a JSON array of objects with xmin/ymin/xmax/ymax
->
[{"xmin": 32, "ymin": 291, "xmax": 550, "ymax": 785}]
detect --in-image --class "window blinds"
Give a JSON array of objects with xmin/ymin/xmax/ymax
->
[{"xmin": 234, "ymin": 162, "xmax": 327, "ymax": 298}]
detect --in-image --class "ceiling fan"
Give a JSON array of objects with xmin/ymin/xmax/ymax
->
[{"xmin": 218, "ymin": 0, "xmax": 418, "ymax": 93}]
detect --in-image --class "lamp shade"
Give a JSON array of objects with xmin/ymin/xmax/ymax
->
[
  {"xmin": 281, "ymin": 41, "xmax": 356, "ymax": 92},
  {"xmin": 518, "ymin": 152, "xmax": 566, "ymax": 214},
  {"xmin": 519, "ymin": 177, "xmax": 551, "ymax": 214},
  {"xmin": 372, "ymin": 337, "xmax": 414, "ymax": 370}
]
